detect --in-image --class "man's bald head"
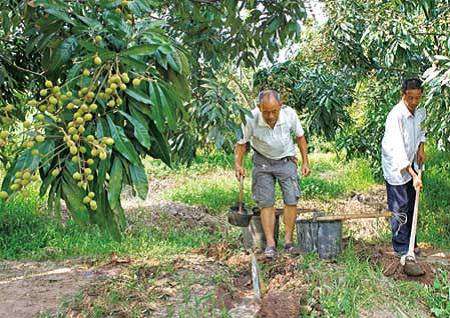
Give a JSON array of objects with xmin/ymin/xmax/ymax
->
[
  {"xmin": 258, "ymin": 90, "xmax": 281, "ymax": 105},
  {"xmin": 258, "ymin": 90, "xmax": 282, "ymax": 128}
]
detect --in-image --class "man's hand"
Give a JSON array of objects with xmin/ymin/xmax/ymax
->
[
  {"xmin": 417, "ymin": 147, "xmax": 426, "ymax": 165},
  {"xmin": 301, "ymin": 163, "xmax": 310, "ymax": 177},
  {"xmin": 413, "ymin": 175, "xmax": 423, "ymax": 191},
  {"xmin": 235, "ymin": 165, "xmax": 245, "ymax": 180}
]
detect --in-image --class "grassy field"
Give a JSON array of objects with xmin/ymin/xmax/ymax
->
[{"xmin": 1, "ymin": 149, "xmax": 449, "ymax": 317}]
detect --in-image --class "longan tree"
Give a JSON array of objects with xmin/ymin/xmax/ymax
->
[{"xmin": 0, "ymin": 0, "xmax": 189, "ymax": 238}]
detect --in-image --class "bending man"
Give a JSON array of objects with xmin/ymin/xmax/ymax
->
[
  {"xmin": 381, "ymin": 78, "xmax": 426, "ymax": 257},
  {"xmin": 235, "ymin": 90, "xmax": 310, "ymax": 259}
]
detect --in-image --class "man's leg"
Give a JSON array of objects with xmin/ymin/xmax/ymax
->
[
  {"xmin": 386, "ymin": 181, "xmax": 411, "ymax": 255},
  {"xmin": 261, "ymin": 207, "xmax": 276, "ymax": 247},
  {"xmin": 252, "ymin": 154, "xmax": 276, "ymax": 251},
  {"xmin": 283, "ymin": 205, "xmax": 297, "ymax": 244},
  {"xmin": 277, "ymin": 159, "xmax": 301, "ymax": 253}
]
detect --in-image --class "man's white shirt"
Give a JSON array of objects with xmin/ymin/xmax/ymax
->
[
  {"xmin": 238, "ymin": 106, "xmax": 304, "ymax": 160},
  {"xmin": 381, "ymin": 100, "xmax": 426, "ymax": 185}
]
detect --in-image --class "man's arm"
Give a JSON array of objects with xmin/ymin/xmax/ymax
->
[
  {"xmin": 296, "ymin": 136, "xmax": 310, "ymax": 177},
  {"xmin": 234, "ymin": 143, "xmax": 247, "ymax": 180},
  {"xmin": 417, "ymin": 142, "xmax": 426, "ymax": 165},
  {"xmin": 406, "ymin": 165, "xmax": 423, "ymax": 191}
]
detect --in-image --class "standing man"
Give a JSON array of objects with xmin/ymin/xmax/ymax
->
[
  {"xmin": 381, "ymin": 78, "xmax": 426, "ymax": 257},
  {"xmin": 234, "ymin": 90, "xmax": 310, "ymax": 259}
]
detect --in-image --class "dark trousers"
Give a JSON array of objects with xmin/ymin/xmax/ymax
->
[{"xmin": 386, "ymin": 179, "xmax": 417, "ymax": 254}]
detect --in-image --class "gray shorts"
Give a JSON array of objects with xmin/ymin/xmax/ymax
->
[{"xmin": 252, "ymin": 152, "xmax": 301, "ymax": 208}]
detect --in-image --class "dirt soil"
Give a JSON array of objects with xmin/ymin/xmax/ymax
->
[
  {"xmin": 357, "ymin": 243, "xmax": 444, "ymax": 285},
  {"xmin": 259, "ymin": 290, "xmax": 301, "ymax": 318},
  {"xmin": 0, "ymin": 259, "xmax": 124, "ymax": 318}
]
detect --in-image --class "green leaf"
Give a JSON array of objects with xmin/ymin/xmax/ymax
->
[
  {"xmin": 149, "ymin": 81, "xmax": 177, "ymax": 130},
  {"xmin": 125, "ymin": 88, "xmax": 152, "ymax": 104},
  {"xmin": 47, "ymin": 180, "xmax": 61, "ymax": 220},
  {"xmin": 113, "ymin": 205, "xmax": 127, "ymax": 231},
  {"xmin": 119, "ymin": 111, "xmax": 151, "ymax": 149},
  {"xmin": 168, "ymin": 69, "xmax": 191, "ymax": 99},
  {"xmin": 40, "ymin": 170, "xmax": 57, "ymax": 197},
  {"xmin": 121, "ymin": 56, "xmax": 147, "ymax": 72},
  {"xmin": 104, "ymin": 11, "xmax": 132, "ymax": 38},
  {"xmin": 49, "ymin": 36, "xmax": 78, "ymax": 72},
  {"xmin": 129, "ymin": 101, "xmax": 150, "ymax": 126},
  {"xmin": 2, "ymin": 11, "xmax": 10, "ymax": 34},
  {"xmin": 154, "ymin": 50, "xmax": 168, "ymax": 69},
  {"xmin": 106, "ymin": 115, "xmax": 141, "ymax": 165},
  {"xmin": 75, "ymin": 14, "xmax": 102, "ymax": 30},
  {"xmin": 129, "ymin": 163, "xmax": 148, "ymax": 200},
  {"xmin": 108, "ymin": 157, "xmax": 123, "ymax": 210},
  {"xmin": 167, "ymin": 52, "xmax": 181, "ymax": 73},
  {"xmin": 128, "ymin": 0, "xmax": 153, "ymax": 15},
  {"xmin": 96, "ymin": 118, "xmax": 109, "ymax": 139},
  {"xmin": 148, "ymin": 119, "xmax": 171, "ymax": 167},
  {"xmin": 61, "ymin": 172, "xmax": 90, "ymax": 226},
  {"xmin": 96, "ymin": 157, "xmax": 110, "ymax": 194},
  {"xmin": 121, "ymin": 44, "xmax": 159, "ymax": 56},
  {"xmin": 44, "ymin": 8, "xmax": 77, "ymax": 26},
  {"xmin": 37, "ymin": 140, "xmax": 55, "ymax": 174}
]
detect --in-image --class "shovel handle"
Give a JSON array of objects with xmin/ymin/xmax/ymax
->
[
  {"xmin": 238, "ymin": 176, "xmax": 244, "ymax": 213},
  {"xmin": 406, "ymin": 166, "xmax": 422, "ymax": 259}
]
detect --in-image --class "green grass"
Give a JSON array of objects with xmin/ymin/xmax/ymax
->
[
  {"xmin": 299, "ymin": 241, "xmax": 442, "ymax": 317},
  {"xmin": 0, "ymin": 189, "xmax": 235, "ymax": 260},
  {"xmin": 163, "ymin": 152, "xmax": 377, "ymax": 213},
  {"xmin": 425, "ymin": 269, "xmax": 450, "ymax": 317},
  {"xmin": 419, "ymin": 147, "xmax": 450, "ymax": 248}
]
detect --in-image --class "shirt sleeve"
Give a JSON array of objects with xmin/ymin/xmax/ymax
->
[
  {"xmin": 418, "ymin": 108, "xmax": 426, "ymax": 144},
  {"xmin": 382, "ymin": 113, "xmax": 411, "ymax": 172},
  {"xmin": 237, "ymin": 119, "xmax": 253, "ymax": 144},
  {"xmin": 290, "ymin": 108, "xmax": 305, "ymax": 137}
]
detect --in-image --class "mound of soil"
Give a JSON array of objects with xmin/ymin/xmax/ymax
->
[
  {"xmin": 259, "ymin": 290, "xmax": 301, "ymax": 318},
  {"xmin": 127, "ymin": 201, "xmax": 228, "ymax": 232},
  {"xmin": 367, "ymin": 246, "xmax": 436, "ymax": 285}
]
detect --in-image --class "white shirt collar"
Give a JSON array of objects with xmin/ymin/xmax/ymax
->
[{"xmin": 399, "ymin": 100, "xmax": 414, "ymax": 118}]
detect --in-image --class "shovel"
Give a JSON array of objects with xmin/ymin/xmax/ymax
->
[
  {"xmin": 228, "ymin": 176, "xmax": 252, "ymax": 227},
  {"xmin": 401, "ymin": 165, "xmax": 425, "ymax": 276}
]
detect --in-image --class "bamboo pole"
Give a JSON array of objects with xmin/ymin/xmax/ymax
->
[
  {"xmin": 275, "ymin": 207, "xmax": 319, "ymax": 214},
  {"xmin": 297, "ymin": 211, "xmax": 392, "ymax": 222}
]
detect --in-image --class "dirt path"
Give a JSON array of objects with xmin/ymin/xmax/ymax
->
[
  {"xmin": 0, "ymin": 258, "xmax": 132, "ymax": 318},
  {"xmin": 0, "ymin": 260, "xmax": 93, "ymax": 317}
]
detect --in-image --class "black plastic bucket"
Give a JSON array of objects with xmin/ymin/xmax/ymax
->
[{"xmin": 296, "ymin": 216, "xmax": 342, "ymax": 259}]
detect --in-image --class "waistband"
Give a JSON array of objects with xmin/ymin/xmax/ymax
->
[{"xmin": 252, "ymin": 147, "xmax": 294, "ymax": 163}]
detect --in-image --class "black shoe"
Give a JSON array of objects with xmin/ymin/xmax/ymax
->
[
  {"xmin": 284, "ymin": 243, "xmax": 302, "ymax": 256},
  {"xmin": 264, "ymin": 246, "xmax": 277, "ymax": 259}
]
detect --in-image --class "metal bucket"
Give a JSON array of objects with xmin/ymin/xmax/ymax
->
[
  {"xmin": 242, "ymin": 208, "xmax": 281, "ymax": 250},
  {"xmin": 296, "ymin": 214, "xmax": 342, "ymax": 259}
]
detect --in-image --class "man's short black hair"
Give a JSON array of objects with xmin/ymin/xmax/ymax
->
[{"xmin": 402, "ymin": 78, "xmax": 423, "ymax": 93}]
